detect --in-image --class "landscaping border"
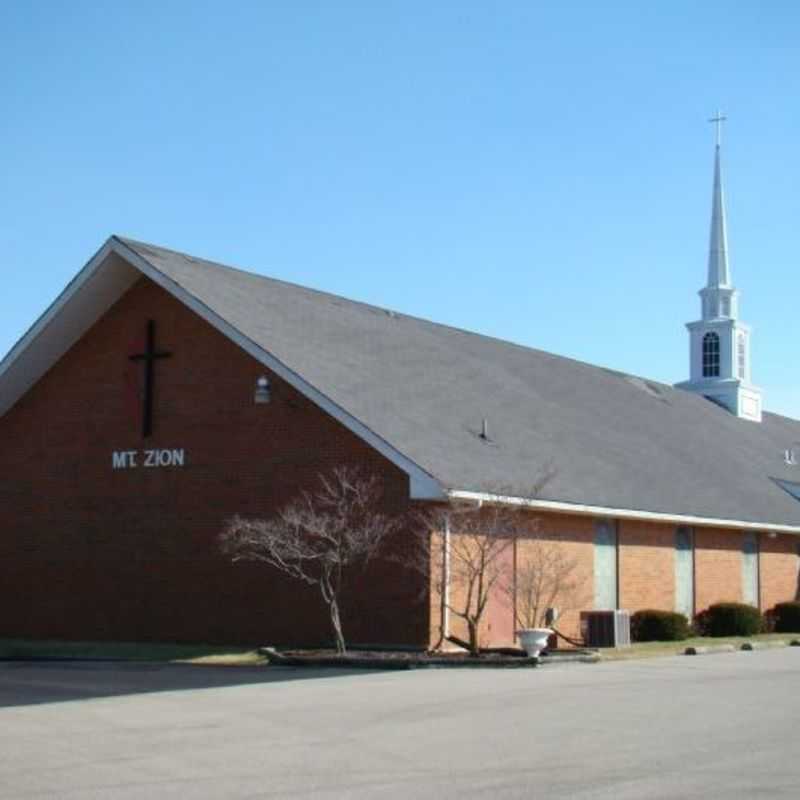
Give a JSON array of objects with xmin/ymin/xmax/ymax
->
[{"xmin": 260, "ymin": 647, "xmax": 543, "ymax": 669}]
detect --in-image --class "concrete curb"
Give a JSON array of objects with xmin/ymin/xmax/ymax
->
[
  {"xmin": 540, "ymin": 651, "xmax": 601, "ymax": 665},
  {"xmin": 409, "ymin": 658, "xmax": 540, "ymax": 670},
  {"xmin": 685, "ymin": 640, "xmax": 800, "ymax": 655},
  {"xmin": 740, "ymin": 640, "xmax": 788, "ymax": 651},
  {"xmin": 684, "ymin": 644, "xmax": 737, "ymax": 656}
]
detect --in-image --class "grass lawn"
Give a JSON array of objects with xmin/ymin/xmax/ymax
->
[
  {"xmin": 600, "ymin": 632, "xmax": 800, "ymax": 661},
  {"xmin": 0, "ymin": 639, "xmax": 266, "ymax": 666}
]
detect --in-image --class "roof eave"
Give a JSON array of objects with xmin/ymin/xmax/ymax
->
[
  {"xmin": 446, "ymin": 489, "xmax": 800, "ymax": 535},
  {"xmin": 0, "ymin": 236, "xmax": 446, "ymax": 502},
  {"xmin": 0, "ymin": 237, "xmax": 140, "ymax": 418}
]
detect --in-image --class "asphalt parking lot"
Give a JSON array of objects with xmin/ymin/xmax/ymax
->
[{"xmin": 1, "ymin": 649, "xmax": 798, "ymax": 799}]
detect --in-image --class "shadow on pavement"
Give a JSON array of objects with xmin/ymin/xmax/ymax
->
[{"xmin": 0, "ymin": 661, "xmax": 386, "ymax": 708}]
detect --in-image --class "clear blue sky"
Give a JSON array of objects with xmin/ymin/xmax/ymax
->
[{"xmin": 2, "ymin": 2, "xmax": 798, "ymax": 415}]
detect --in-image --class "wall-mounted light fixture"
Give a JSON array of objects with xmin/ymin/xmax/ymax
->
[{"xmin": 254, "ymin": 375, "xmax": 271, "ymax": 404}]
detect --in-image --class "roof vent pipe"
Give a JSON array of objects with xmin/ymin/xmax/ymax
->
[{"xmin": 480, "ymin": 418, "xmax": 489, "ymax": 440}]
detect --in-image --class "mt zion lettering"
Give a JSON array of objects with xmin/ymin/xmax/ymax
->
[{"xmin": 112, "ymin": 449, "xmax": 186, "ymax": 470}]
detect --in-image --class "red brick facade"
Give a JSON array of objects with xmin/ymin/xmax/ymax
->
[
  {"xmin": 1, "ymin": 276, "xmax": 798, "ymax": 648},
  {"xmin": 758, "ymin": 533, "xmax": 799, "ymax": 610},
  {"xmin": 0, "ymin": 277, "xmax": 428, "ymax": 646},
  {"xmin": 431, "ymin": 516, "xmax": 799, "ymax": 647}
]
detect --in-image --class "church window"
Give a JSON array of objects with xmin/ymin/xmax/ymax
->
[
  {"xmin": 742, "ymin": 532, "xmax": 759, "ymax": 608},
  {"xmin": 702, "ymin": 332, "xmax": 720, "ymax": 377},
  {"xmin": 737, "ymin": 332, "xmax": 746, "ymax": 379},
  {"xmin": 593, "ymin": 519, "xmax": 618, "ymax": 610},
  {"xmin": 675, "ymin": 527, "xmax": 694, "ymax": 618}
]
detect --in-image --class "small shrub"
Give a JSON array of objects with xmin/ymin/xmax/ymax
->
[
  {"xmin": 693, "ymin": 608, "xmax": 713, "ymax": 636},
  {"xmin": 762, "ymin": 608, "xmax": 777, "ymax": 633},
  {"xmin": 631, "ymin": 609, "xmax": 691, "ymax": 642},
  {"xmin": 699, "ymin": 603, "xmax": 763, "ymax": 637},
  {"xmin": 770, "ymin": 601, "xmax": 800, "ymax": 633}
]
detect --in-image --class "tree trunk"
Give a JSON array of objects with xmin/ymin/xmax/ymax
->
[
  {"xmin": 467, "ymin": 619, "xmax": 480, "ymax": 656},
  {"xmin": 329, "ymin": 596, "xmax": 347, "ymax": 654}
]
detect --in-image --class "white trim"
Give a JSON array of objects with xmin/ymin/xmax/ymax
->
[
  {"xmin": 0, "ymin": 241, "xmax": 140, "ymax": 417},
  {"xmin": 0, "ymin": 236, "xmax": 444, "ymax": 501},
  {"xmin": 446, "ymin": 489, "xmax": 800, "ymax": 535},
  {"xmin": 0, "ymin": 240, "xmax": 114, "ymax": 386},
  {"xmin": 111, "ymin": 239, "xmax": 444, "ymax": 500}
]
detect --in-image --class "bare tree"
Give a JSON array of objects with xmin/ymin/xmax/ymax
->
[
  {"xmin": 404, "ymin": 471, "xmax": 557, "ymax": 656},
  {"xmin": 508, "ymin": 537, "xmax": 585, "ymax": 630},
  {"xmin": 404, "ymin": 503, "xmax": 533, "ymax": 656},
  {"xmin": 220, "ymin": 467, "xmax": 401, "ymax": 654}
]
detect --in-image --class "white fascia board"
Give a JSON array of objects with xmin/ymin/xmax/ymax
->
[
  {"xmin": 111, "ymin": 239, "xmax": 446, "ymax": 501},
  {"xmin": 0, "ymin": 240, "xmax": 140, "ymax": 417},
  {"xmin": 446, "ymin": 489, "xmax": 800, "ymax": 535},
  {"xmin": 0, "ymin": 239, "xmax": 112, "ymax": 384}
]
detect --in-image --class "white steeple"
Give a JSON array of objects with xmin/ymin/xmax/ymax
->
[
  {"xmin": 675, "ymin": 114, "xmax": 763, "ymax": 422},
  {"xmin": 699, "ymin": 133, "xmax": 739, "ymax": 324},
  {"xmin": 707, "ymin": 141, "xmax": 730, "ymax": 288}
]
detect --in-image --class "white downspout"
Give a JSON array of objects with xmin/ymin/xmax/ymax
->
[{"xmin": 442, "ymin": 513, "xmax": 451, "ymax": 641}]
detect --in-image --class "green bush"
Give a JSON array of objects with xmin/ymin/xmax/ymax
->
[
  {"xmin": 698, "ymin": 603, "xmax": 763, "ymax": 637},
  {"xmin": 631, "ymin": 609, "xmax": 691, "ymax": 642},
  {"xmin": 770, "ymin": 601, "xmax": 800, "ymax": 633}
]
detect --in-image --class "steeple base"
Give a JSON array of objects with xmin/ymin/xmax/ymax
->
[{"xmin": 675, "ymin": 378, "xmax": 763, "ymax": 422}]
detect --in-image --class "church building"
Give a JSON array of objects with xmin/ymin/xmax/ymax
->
[{"xmin": 1, "ymin": 135, "xmax": 799, "ymax": 648}]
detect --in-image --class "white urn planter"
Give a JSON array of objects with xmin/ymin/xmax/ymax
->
[{"xmin": 517, "ymin": 628, "xmax": 553, "ymax": 657}]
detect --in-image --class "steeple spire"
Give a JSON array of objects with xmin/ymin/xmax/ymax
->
[
  {"xmin": 707, "ymin": 113, "xmax": 730, "ymax": 288},
  {"xmin": 675, "ymin": 113, "xmax": 763, "ymax": 422}
]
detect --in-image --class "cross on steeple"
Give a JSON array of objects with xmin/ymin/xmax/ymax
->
[
  {"xmin": 129, "ymin": 320, "xmax": 171, "ymax": 438},
  {"xmin": 708, "ymin": 110, "xmax": 727, "ymax": 147}
]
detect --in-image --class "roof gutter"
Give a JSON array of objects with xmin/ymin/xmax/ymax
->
[{"xmin": 446, "ymin": 489, "xmax": 800, "ymax": 535}]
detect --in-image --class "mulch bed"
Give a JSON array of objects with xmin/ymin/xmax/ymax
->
[
  {"xmin": 261, "ymin": 647, "xmax": 538, "ymax": 669},
  {"xmin": 260, "ymin": 647, "xmax": 599, "ymax": 669}
]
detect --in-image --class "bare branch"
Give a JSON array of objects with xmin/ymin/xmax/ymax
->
[
  {"xmin": 397, "ymin": 466, "xmax": 558, "ymax": 655},
  {"xmin": 220, "ymin": 466, "xmax": 401, "ymax": 653},
  {"xmin": 505, "ymin": 536, "xmax": 588, "ymax": 629}
]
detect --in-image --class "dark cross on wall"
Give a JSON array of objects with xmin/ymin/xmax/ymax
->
[{"xmin": 129, "ymin": 320, "xmax": 172, "ymax": 438}]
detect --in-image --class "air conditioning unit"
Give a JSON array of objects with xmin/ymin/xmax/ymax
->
[{"xmin": 580, "ymin": 610, "xmax": 631, "ymax": 648}]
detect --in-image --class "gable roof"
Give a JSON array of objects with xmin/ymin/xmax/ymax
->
[{"xmin": 3, "ymin": 235, "xmax": 800, "ymax": 531}]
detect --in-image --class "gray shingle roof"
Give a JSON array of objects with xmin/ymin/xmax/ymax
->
[{"xmin": 118, "ymin": 236, "xmax": 800, "ymax": 528}]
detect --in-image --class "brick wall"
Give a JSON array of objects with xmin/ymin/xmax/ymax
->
[
  {"xmin": 0, "ymin": 277, "xmax": 428, "ymax": 647},
  {"xmin": 428, "ymin": 512, "xmax": 595, "ymax": 648},
  {"xmin": 694, "ymin": 528, "xmax": 744, "ymax": 610},
  {"xmin": 618, "ymin": 520, "xmax": 675, "ymax": 612},
  {"xmin": 424, "ymin": 517, "xmax": 517, "ymax": 651},
  {"xmin": 467, "ymin": 517, "xmax": 800, "ymax": 648},
  {"xmin": 760, "ymin": 533, "xmax": 799, "ymax": 611},
  {"xmin": 515, "ymin": 515, "xmax": 594, "ymax": 644}
]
